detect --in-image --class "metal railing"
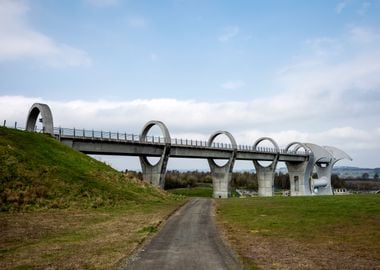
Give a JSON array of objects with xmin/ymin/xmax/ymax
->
[{"xmin": 2, "ymin": 120, "xmax": 309, "ymax": 156}]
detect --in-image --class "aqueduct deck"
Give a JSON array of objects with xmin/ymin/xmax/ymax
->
[{"xmin": 24, "ymin": 103, "xmax": 352, "ymax": 198}]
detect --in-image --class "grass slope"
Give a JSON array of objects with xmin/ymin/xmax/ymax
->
[
  {"xmin": 0, "ymin": 127, "xmax": 174, "ymax": 211},
  {"xmin": 0, "ymin": 127, "xmax": 186, "ymax": 269},
  {"xmin": 216, "ymin": 195, "xmax": 380, "ymax": 269}
]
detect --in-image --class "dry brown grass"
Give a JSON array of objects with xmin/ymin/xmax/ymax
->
[
  {"xmin": 0, "ymin": 201, "xmax": 184, "ymax": 269},
  {"xmin": 218, "ymin": 222, "xmax": 380, "ymax": 270},
  {"xmin": 216, "ymin": 196, "xmax": 380, "ymax": 270}
]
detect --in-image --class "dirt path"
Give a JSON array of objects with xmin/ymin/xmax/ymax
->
[{"xmin": 123, "ymin": 198, "xmax": 242, "ymax": 270}]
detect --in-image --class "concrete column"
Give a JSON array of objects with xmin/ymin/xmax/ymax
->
[
  {"xmin": 286, "ymin": 160, "xmax": 313, "ymax": 196},
  {"xmin": 140, "ymin": 147, "xmax": 170, "ymax": 188},
  {"xmin": 254, "ymin": 161, "xmax": 277, "ymax": 196},
  {"xmin": 139, "ymin": 121, "xmax": 171, "ymax": 189},
  {"xmin": 207, "ymin": 131, "xmax": 237, "ymax": 198},
  {"xmin": 285, "ymin": 142, "xmax": 314, "ymax": 196},
  {"xmin": 253, "ymin": 137, "xmax": 279, "ymax": 196},
  {"xmin": 25, "ymin": 103, "xmax": 54, "ymax": 135}
]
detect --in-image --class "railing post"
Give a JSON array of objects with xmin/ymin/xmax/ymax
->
[
  {"xmin": 3, "ymin": 120, "xmax": 5, "ymax": 127},
  {"xmin": 101, "ymin": 130, "xmax": 103, "ymax": 139},
  {"xmin": 14, "ymin": 121, "xmax": 17, "ymax": 129},
  {"xmin": 131, "ymin": 134, "xmax": 134, "ymax": 141},
  {"xmin": 92, "ymin": 129, "xmax": 94, "ymax": 139},
  {"xmin": 117, "ymin": 132, "xmax": 119, "ymax": 140},
  {"xmin": 109, "ymin": 131, "xmax": 111, "ymax": 139},
  {"xmin": 74, "ymin": 128, "xmax": 76, "ymax": 137}
]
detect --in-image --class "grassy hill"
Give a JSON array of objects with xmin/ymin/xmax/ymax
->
[
  {"xmin": 0, "ymin": 126, "xmax": 174, "ymax": 211},
  {"xmin": 0, "ymin": 127, "xmax": 185, "ymax": 269}
]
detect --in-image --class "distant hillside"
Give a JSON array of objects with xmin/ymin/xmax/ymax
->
[
  {"xmin": 275, "ymin": 166, "xmax": 380, "ymax": 179},
  {"xmin": 332, "ymin": 166, "xmax": 380, "ymax": 179},
  {"xmin": 0, "ymin": 127, "xmax": 173, "ymax": 211}
]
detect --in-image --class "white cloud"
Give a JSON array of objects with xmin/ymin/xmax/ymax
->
[
  {"xmin": 0, "ymin": 0, "xmax": 91, "ymax": 67},
  {"xmin": 336, "ymin": 1, "xmax": 349, "ymax": 14},
  {"xmin": 128, "ymin": 16, "xmax": 147, "ymax": 28},
  {"xmin": 220, "ymin": 80, "xmax": 245, "ymax": 90},
  {"xmin": 218, "ymin": 26, "xmax": 240, "ymax": 42},
  {"xmin": 279, "ymin": 26, "xmax": 380, "ymax": 96},
  {"xmin": 349, "ymin": 26, "xmax": 379, "ymax": 44},
  {"xmin": 84, "ymin": 0, "xmax": 119, "ymax": 7}
]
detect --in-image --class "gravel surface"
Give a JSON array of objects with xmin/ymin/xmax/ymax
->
[{"xmin": 123, "ymin": 198, "xmax": 242, "ymax": 270}]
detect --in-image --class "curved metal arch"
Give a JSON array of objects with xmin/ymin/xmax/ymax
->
[
  {"xmin": 304, "ymin": 143, "xmax": 333, "ymax": 163},
  {"xmin": 25, "ymin": 103, "xmax": 54, "ymax": 135},
  {"xmin": 254, "ymin": 137, "xmax": 280, "ymax": 153},
  {"xmin": 140, "ymin": 120, "xmax": 171, "ymax": 144},
  {"xmin": 253, "ymin": 137, "xmax": 280, "ymax": 169},
  {"xmin": 207, "ymin": 131, "xmax": 237, "ymax": 169},
  {"xmin": 285, "ymin": 141, "xmax": 309, "ymax": 152},
  {"xmin": 140, "ymin": 120, "xmax": 171, "ymax": 167},
  {"xmin": 323, "ymin": 146, "xmax": 353, "ymax": 165},
  {"xmin": 208, "ymin": 131, "xmax": 237, "ymax": 149}
]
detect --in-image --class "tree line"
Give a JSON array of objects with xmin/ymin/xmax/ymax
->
[{"xmin": 124, "ymin": 169, "xmax": 379, "ymax": 191}]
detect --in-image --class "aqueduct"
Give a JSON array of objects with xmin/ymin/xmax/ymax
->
[{"xmin": 25, "ymin": 103, "xmax": 352, "ymax": 198}]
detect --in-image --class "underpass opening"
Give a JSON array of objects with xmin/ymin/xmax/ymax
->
[
  {"xmin": 164, "ymin": 157, "xmax": 211, "ymax": 190},
  {"xmin": 232, "ymin": 160, "xmax": 258, "ymax": 192}
]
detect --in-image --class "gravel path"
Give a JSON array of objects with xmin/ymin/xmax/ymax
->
[{"xmin": 123, "ymin": 198, "xmax": 242, "ymax": 270}]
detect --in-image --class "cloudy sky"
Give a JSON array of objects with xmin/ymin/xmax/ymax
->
[{"xmin": 1, "ymin": 0, "xmax": 379, "ymax": 171}]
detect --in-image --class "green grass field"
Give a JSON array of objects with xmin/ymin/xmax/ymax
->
[
  {"xmin": 216, "ymin": 195, "xmax": 380, "ymax": 269},
  {"xmin": 168, "ymin": 186, "xmax": 213, "ymax": 197},
  {"xmin": 0, "ymin": 127, "xmax": 185, "ymax": 269},
  {"xmin": 0, "ymin": 127, "xmax": 177, "ymax": 211}
]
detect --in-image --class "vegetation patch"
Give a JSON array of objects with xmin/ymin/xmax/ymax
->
[
  {"xmin": 168, "ymin": 186, "xmax": 213, "ymax": 197},
  {"xmin": 0, "ymin": 127, "xmax": 186, "ymax": 268},
  {"xmin": 0, "ymin": 127, "xmax": 175, "ymax": 211},
  {"xmin": 216, "ymin": 195, "xmax": 380, "ymax": 269},
  {"xmin": 0, "ymin": 202, "xmax": 183, "ymax": 269}
]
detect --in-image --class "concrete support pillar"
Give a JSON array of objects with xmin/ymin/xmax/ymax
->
[
  {"xmin": 25, "ymin": 103, "xmax": 54, "ymax": 135},
  {"xmin": 253, "ymin": 137, "xmax": 279, "ymax": 196},
  {"xmin": 286, "ymin": 160, "xmax": 314, "ymax": 196},
  {"xmin": 254, "ymin": 161, "xmax": 277, "ymax": 196},
  {"xmin": 139, "ymin": 121, "xmax": 171, "ymax": 189},
  {"xmin": 140, "ymin": 147, "xmax": 170, "ymax": 188},
  {"xmin": 207, "ymin": 131, "xmax": 237, "ymax": 198},
  {"xmin": 285, "ymin": 142, "xmax": 314, "ymax": 196}
]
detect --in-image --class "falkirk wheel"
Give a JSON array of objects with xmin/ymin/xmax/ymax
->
[
  {"xmin": 25, "ymin": 102, "xmax": 353, "ymax": 197},
  {"xmin": 285, "ymin": 142, "xmax": 352, "ymax": 196}
]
